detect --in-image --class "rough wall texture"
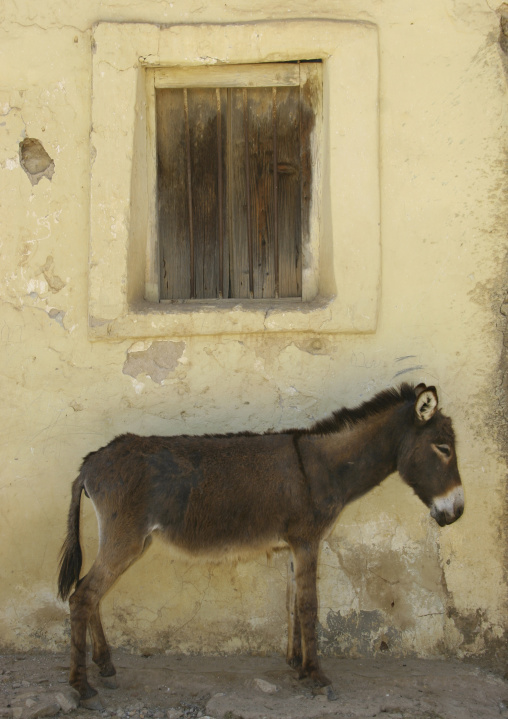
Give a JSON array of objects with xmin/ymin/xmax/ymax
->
[{"xmin": 0, "ymin": 0, "xmax": 507, "ymax": 671}]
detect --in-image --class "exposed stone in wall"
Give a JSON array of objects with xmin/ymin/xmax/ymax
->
[{"xmin": 19, "ymin": 138, "xmax": 55, "ymax": 185}]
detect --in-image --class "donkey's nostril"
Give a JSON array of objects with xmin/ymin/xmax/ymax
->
[
  {"xmin": 436, "ymin": 512, "xmax": 447, "ymax": 527},
  {"xmin": 431, "ymin": 486, "xmax": 464, "ymax": 526}
]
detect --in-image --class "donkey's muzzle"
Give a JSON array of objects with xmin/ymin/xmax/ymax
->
[{"xmin": 430, "ymin": 486, "xmax": 464, "ymax": 526}]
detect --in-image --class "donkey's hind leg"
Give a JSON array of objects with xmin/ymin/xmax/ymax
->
[
  {"xmin": 69, "ymin": 564, "xmax": 112, "ymax": 707},
  {"xmin": 89, "ymin": 608, "xmax": 117, "ymax": 685},
  {"xmin": 69, "ymin": 539, "xmax": 146, "ymax": 706},
  {"xmin": 286, "ymin": 551, "xmax": 302, "ymax": 669},
  {"xmin": 88, "ymin": 535, "xmax": 153, "ymax": 689}
]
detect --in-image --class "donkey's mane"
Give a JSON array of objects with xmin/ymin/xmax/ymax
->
[{"xmin": 301, "ymin": 382, "xmax": 417, "ymax": 436}]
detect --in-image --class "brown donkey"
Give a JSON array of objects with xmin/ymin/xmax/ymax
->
[{"xmin": 58, "ymin": 383, "xmax": 464, "ymax": 707}]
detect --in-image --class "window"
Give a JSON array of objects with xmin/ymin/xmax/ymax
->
[
  {"xmin": 148, "ymin": 63, "xmax": 321, "ymax": 303},
  {"xmin": 89, "ymin": 21, "xmax": 380, "ymax": 339}
]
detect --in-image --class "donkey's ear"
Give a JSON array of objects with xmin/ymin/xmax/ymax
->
[
  {"xmin": 414, "ymin": 383, "xmax": 427, "ymax": 397},
  {"xmin": 415, "ymin": 386, "xmax": 438, "ymax": 423}
]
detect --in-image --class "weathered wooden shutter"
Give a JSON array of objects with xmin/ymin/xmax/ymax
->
[{"xmin": 155, "ymin": 62, "xmax": 320, "ymax": 301}]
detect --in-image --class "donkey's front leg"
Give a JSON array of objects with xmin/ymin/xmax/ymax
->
[
  {"xmin": 292, "ymin": 542, "xmax": 331, "ymax": 687},
  {"xmin": 286, "ymin": 551, "xmax": 302, "ymax": 669}
]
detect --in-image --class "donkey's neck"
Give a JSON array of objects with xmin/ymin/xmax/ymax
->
[{"xmin": 297, "ymin": 404, "xmax": 406, "ymax": 518}]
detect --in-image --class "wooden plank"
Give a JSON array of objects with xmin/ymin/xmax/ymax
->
[
  {"xmin": 154, "ymin": 63, "xmax": 300, "ymax": 89},
  {"xmin": 187, "ymin": 87, "xmax": 222, "ymax": 299},
  {"xmin": 246, "ymin": 86, "xmax": 276, "ymax": 299},
  {"xmin": 145, "ymin": 70, "xmax": 160, "ymax": 302},
  {"xmin": 272, "ymin": 87, "xmax": 279, "ymax": 298},
  {"xmin": 228, "ymin": 87, "xmax": 250, "ymax": 299},
  {"xmin": 183, "ymin": 89, "xmax": 195, "ymax": 297},
  {"xmin": 276, "ymin": 84, "xmax": 301, "ymax": 298},
  {"xmin": 242, "ymin": 89, "xmax": 253, "ymax": 296},
  {"xmin": 216, "ymin": 88, "xmax": 224, "ymax": 298},
  {"xmin": 156, "ymin": 88, "xmax": 191, "ymax": 300}
]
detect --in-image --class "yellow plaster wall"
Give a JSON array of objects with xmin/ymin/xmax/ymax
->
[{"xmin": 0, "ymin": 0, "xmax": 507, "ymax": 666}]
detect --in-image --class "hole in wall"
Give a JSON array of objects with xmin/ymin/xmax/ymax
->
[{"xmin": 19, "ymin": 138, "xmax": 55, "ymax": 185}]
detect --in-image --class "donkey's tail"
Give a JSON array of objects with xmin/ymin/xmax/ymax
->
[{"xmin": 57, "ymin": 472, "xmax": 85, "ymax": 601}]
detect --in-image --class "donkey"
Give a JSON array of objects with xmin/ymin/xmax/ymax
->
[{"xmin": 58, "ymin": 383, "xmax": 464, "ymax": 707}]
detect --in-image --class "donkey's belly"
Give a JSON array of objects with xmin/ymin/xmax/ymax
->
[{"xmin": 155, "ymin": 527, "xmax": 288, "ymax": 562}]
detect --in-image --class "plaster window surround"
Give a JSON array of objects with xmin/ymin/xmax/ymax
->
[{"xmin": 89, "ymin": 20, "xmax": 380, "ymax": 339}]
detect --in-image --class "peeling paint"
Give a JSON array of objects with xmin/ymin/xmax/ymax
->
[
  {"xmin": 89, "ymin": 316, "xmax": 110, "ymax": 327},
  {"xmin": 319, "ymin": 609, "xmax": 398, "ymax": 656},
  {"xmin": 40, "ymin": 256, "xmax": 66, "ymax": 293},
  {"xmin": 48, "ymin": 308, "xmax": 65, "ymax": 327},
  {"xmin": 2, "ymin": 157, "xmax": 19, "ymax": 171},
  {"xmin": 293, "ymin": 337, "xmax": 332, "ymax": 355},
  {"xmin": 123, "ymin": 341, "xmax": 186, "ymax": 384}
]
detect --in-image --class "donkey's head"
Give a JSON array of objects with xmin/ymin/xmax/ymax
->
[{"xmin": 397, "ymin": 384, "xmax": 464, "ymax": 526}]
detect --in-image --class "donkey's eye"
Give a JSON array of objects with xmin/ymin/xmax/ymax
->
[{"xmin": 434, "ymin": 444, "xmax": 451, "ymax": 458}]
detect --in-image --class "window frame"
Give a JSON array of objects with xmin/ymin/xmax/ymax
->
[{"xmin": 89, "ymin": 21, "xmax": 380, "ymax": 339}]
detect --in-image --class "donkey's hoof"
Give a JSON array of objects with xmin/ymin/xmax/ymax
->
[
  {"xmin": 80, "ymin": 694, "xmax": 104, "ymax": 711},
  {"xmin": 316, "ymin": 684, "xmax": 338, "ymax": 702},
  {"xmin": 100, "ymin": 675, "xmax": 118, "ymax": 690},
  {"xmin": 297, "ymin": 667, "xmax": 331, "ymax": 687}
]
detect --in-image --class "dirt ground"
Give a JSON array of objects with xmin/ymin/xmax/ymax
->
[{"xmin": 1, "ymin": 650, "xmax": 507, "ymax": 719}]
